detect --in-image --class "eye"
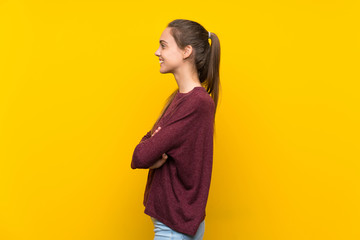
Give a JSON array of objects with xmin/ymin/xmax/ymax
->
[{"xmin": 161, "ymin": 44, "xmax": 165, "ymax": 48}]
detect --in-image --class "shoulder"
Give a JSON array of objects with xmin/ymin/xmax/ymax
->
[
  {"xmin": 161, "ymin": 89, "xmax": 214, "ymax": 125},
  {"xmin": 178, "ymin": 89, "xmax": 215, "ymax": 115},
  {"xmin": 193, "ymin": 89, "xmax": 215, "ymax": 113}
]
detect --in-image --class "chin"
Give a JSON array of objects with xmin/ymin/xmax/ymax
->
[
  {"xmin": 160, "ymin": 66, "xmax": 173, "ymax": 74},
  {"xmin": 160, "ymin": 68, "xmax": 168, "ymax": 74}
]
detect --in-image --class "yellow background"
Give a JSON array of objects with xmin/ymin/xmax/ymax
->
[{"xmin": 1, "ymin": 0, "xmax": 359, "ymax": 239}]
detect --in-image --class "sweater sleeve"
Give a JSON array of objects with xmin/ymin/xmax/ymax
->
[
  {"xmin": 131, "ymin": 97, "xmax": 206, "ymax": 169},
  {"xmin": 139, "ymin": 130, "xmax": 152, "ymax": 143}
]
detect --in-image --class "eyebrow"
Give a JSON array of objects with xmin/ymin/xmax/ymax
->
[{"xmin": 159, "ymin": 40, "xmax": 168, "ymax": 44}]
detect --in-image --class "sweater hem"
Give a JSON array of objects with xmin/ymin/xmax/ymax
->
[{"xmin": 144, "ymin": 208, "xmax": 204, "ymax": 236}]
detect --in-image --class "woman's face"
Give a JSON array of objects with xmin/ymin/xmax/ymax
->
[{"xmin": 154, "ymin": 27, "xmax": 184, "ymax": 74}]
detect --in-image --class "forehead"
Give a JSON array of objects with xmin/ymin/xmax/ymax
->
[{"xmin": 159, "ymin": 27, "xmax": 173, "ymax": 44}]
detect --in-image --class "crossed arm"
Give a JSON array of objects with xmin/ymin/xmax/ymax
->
[
  {"xmin": 148, "ymin": 127, "xmax": 168, "ymax": 169},
  {"xmin": 131, "ymin": 97, "xmax": 208, "ymax": 169},
  {"xmin": 132, "ymin": 126, "xmax": 168, "ymax": 169}
]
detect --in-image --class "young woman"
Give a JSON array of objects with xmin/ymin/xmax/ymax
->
[{"xmin": 131, "ymin": 19, "xmax": 221, "ymax": 240}]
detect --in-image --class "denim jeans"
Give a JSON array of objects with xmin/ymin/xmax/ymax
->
[{"xmin": 151, "ymin": 217, "xmax": 205, "ymax": 240}]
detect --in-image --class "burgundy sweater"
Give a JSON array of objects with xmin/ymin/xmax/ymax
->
[{"xmin": 131, "ymin": 86, "xmax": 215, "ymax": 236}]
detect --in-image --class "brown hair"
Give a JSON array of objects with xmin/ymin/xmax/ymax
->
[{"xmin": 150, "ymin": 19, "xmax": 221, "ymax": 136}]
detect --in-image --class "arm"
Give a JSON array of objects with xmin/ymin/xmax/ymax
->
[
  {"xmin": 139, "ymin": 130, "xmax": 152, "ymax": 143},
  {"xmin": 131, "ymin": 98, "xmax": 206, "ymax": 169}
]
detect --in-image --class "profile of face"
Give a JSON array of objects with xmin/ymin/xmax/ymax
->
[{"xmin": 154, "ymin": 27, "xmax": 191, "ymax": 74}]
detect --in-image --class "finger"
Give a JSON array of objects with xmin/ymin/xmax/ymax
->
[{"xmin": 149, "ymin": 158, "xmax": 166, "ymax": 169}]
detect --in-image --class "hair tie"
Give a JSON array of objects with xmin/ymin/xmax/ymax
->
[{"xmin": 208, "ymin": 31, "xmax": 211, "ymax": 39}]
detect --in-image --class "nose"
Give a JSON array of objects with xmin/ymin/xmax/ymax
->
[{"xmin": 155, "ymin": 48, "xmax": 160, "ymax": 57}]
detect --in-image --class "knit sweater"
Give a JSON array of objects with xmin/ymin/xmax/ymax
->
[{"xmin": 131, "ymin": 86, "xmax": 215, "ymax": 236}]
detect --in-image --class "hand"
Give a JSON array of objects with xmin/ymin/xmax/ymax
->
[
  {"xmin": 149, "ymin": 153, "xmax": 168, "ymax": 169},
  {"xmin": 151, "ymin": 126, "xmax": 161, "ymax": 137}
]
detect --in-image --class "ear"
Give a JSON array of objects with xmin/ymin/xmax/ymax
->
[{"xmin": 183, "ymin": 45, "xmax": 193, "ymax": 60}]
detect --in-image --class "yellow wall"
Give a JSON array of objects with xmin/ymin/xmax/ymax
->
[{"xmin": 1, "ymin": 0, "xmax": 359, "ymax": 239}]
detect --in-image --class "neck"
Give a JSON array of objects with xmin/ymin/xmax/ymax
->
[{"xmin": 173, "ymin": 65, "xmax": 202, "ymax": 93}]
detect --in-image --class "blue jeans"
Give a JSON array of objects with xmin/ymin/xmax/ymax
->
[{"xmin": 151, "ymin": 217, "xmax": 205, "ymax": 240}]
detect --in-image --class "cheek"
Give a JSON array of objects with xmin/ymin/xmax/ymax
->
[{"xmin": 166, "ymin": 50, "xmax": 182, "ymax": 63}]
